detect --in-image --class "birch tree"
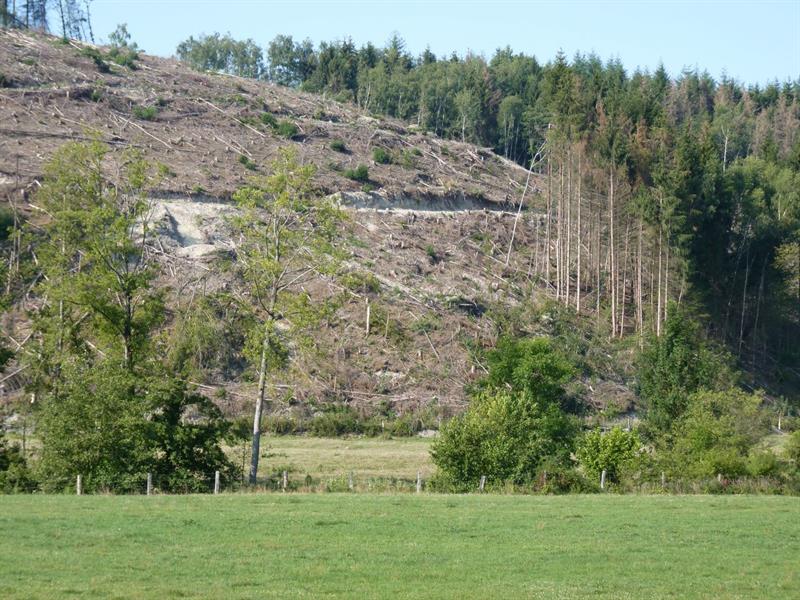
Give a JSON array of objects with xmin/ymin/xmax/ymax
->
[{"xmin": 229, "ymin": 148, "xmax": 344, "ymax": 485}]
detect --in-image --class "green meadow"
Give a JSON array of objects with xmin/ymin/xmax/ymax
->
[{"xmin": 1, "ymin": 494, "xmax": 797, "ymax": 599}]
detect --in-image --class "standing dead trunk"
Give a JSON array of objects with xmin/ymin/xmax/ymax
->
[
  {"xmin": 738, "ymin": 248, "xmax": 751, "ymax": 357},
  {"xmin": 575, "ymin": 153, "xmax": 582, "ymax": 313},
  {"xmin": 249, "ymin": 325, "xmax": 271, "ymax": 485},
  {"xmin": 636, "ymin": 217, "xmax": 643, "ymax": 342},
  {"xmin": 565, "ymin": 148, "xmax": 572, "ymax": 307},
  {"xmin": 546, "ymin": 154, "xmax": 552, "ymax": 288},
  {"xmin": 619, "ymin": 218, "xmax": 631, "ymax": 337},
  {"xmin": 609, "ymin": 166, "xmax": 616, "ymax": 336}
]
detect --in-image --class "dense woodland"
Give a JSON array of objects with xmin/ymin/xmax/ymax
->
[{"xmin": 1, "ymin": 11, "xmax": 799, "ymax": 494}]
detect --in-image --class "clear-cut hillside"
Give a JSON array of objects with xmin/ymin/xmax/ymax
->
[{"xmin": 2, "ymin": 30, "xmax": 634, "ymax": 419}]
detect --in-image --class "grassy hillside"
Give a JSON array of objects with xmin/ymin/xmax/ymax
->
[{"xmin": 1, "ymin": 494, "xmax": 797, "ymax": 599}]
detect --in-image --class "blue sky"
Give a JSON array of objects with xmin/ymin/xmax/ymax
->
[{"xmin": 88, "ymin": 0, "xmax": 799, "ymax": 85}]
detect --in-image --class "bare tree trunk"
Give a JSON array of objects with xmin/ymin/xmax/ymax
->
[
  {"xmin": 575, "ymin": 152, "xmax": 582, "ymax": 313},
  {"xmin": 619, "ymin": 217, "xmax": 631, "ymax": 337},
  {"xmin": 556, "ymin": 157, "xmax": 563, "ymax": 300},
  {"xmin": 596, "ymin": 196, "xmax": 602, "ymax": 323},
  {"xmin": 752, "ymin": 256, "xmax": 767, "ymax": 366},
  {"xmin": 546, "ymin": 154, "xmax": 552, "ymax": 289},
  {"xmin": 249, "ymin": 325, "xmax": 271, "ymax": 485},
  {"xmin": 656, "ymin": 199, "xmax": 663, "ymax": 336},
  {"xmin": 636, "ymin": 217, "xmax": 643, "ymax": 342},
  {"xmin": 565, "ymin": 148, "xmax": 572, "ymax": 307},
  {"xmin": 664, "ymin": 227, "xmax": 671, "ymax": 322},
  {"xmin": 738, "ymin": 249, "xmax": 751, "ymax": 357},
  {"xmin": 609, "ymin": 166, "xmax": 616, "ymax": 335}
]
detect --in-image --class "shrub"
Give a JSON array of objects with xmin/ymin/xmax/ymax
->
[
  {"xmin": 132, "ymin": 105, "xmax": 158, "ymax": 121},
  {"xmin": 308, "ymin": 408, "xmax": 362, "ymax": 437},
  {"xmin": 329, "ymin": 139, "xmax": 347, "ymax": 152},
  {"xmin": 107, "ymin": 23, "xmax": 139, "ymax": 68},
  {"xmin": 483, "ymin": 337, "xmax": 576, "ymax": 410},
  {"xmin": 372, "ymin": 147, "xmax": 391, "ymax": 164},
  {"xmin": 80, "ymin": 47, "xmax": 110, "ymax": 73},
  {"xmin": 260, "ymin": 112, "xmax": 278, "ymax": 128},
  {"xmin": 747, "ymin": 450, "xmax": 780, "ymax": 477},
  {"xmin": 0, "ymin": 72, "xmax": 8, "ymax": 88},
  {"xmin": 662, "ymin": 389, "xmax": 768, "ymax": 479},
  {"xmin": 341, "ymin": 271, "xmax": 381, "ymax": 294},
  {"xmin": 238, "ymin": 154, "xmax": 257, "ymax": 170},
  {"xmin": 576, "ymin": 427, "xmax": 641, "ymax": 483},
  {"xmin": 344, "ymin": 164, "xmax": 369, "ymax": 182},
  {"xmin": 425, "ymin": 244, "xmax": 439, "ymax": 263},
  {"xmin": 430, "ymin": 389, "xmax": 576, "ymax": 489},
  {"xmin": 0, "ymin": 431, "xmax": 35, "ymax": 493},
  {"xmin": 637, "ymin": 304, "xmax": 737, "ymax": 431},
  {"xmin": 276, "ymin": 120, "xmax": 299, "ymax": 138},
  {"xmin": 784, "ymin": 430, "xmax": 800, "ymax": 465}
]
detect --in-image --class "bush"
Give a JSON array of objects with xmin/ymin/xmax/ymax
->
[
  {"xmin": 637, "ymin": 305, "xmax": 736, "ymax": 431},
  {"xmin": 132, "ymin": 105, "xmax": 158, "ymax": 121},
  {"xmin": 80, "ymin": 47, "xmax": 110, "ymax": 73},
  {"xmin": 576, "ymin": 427, "xmax": 641, "ymax": 483},
  {"xmin": 107, "ymin": 23, "xmax": 139, "ymax": 68},
  {"xmin": 238, "ymin": 154, "xmax": 257, "ymax": 170},
  {"xmin": 0, "ymin": 432, "xmax": 35, "ymax": 493},
  {"xmin": 0, "ymin": 72, "xmax": 9, "ymax": 88},
  {"xmin": 785, "ymin": 430, "xmax": 800, "ymax": 465},
  {"xmin": 275, "ymin": 120, "xmax": 299, "ymax": 138},
  {"xmin": 344, "ymin": 164, "xmax": 370, "ymax": 183},
  {"xmin": 308, "ymin": 409, "xmax": 362, "ymax": 437},
  {"xmin": 430, "ymin": 389, "xmax": 576, "ymax": 489},
  {"xmin": 330, "ymin": 139, "xmax": 347, "ymax": 152},
  {"xmin": 662, "ymin": 389, "xmax": 768, "ymax": 479},
  {"xmin": 483, "ymin": 337, "xmax": 577, "ymax": 411},
  {"xmin": 372, "ymin": 147, "xmax": 391, "ymax": 164},
  {"xmin": 341, "ymin": 271, "xmax": 381, "ymax": 294},
  {"xmin": 260, "ymin": 112, "xmax": 278, "ymax": 128}
]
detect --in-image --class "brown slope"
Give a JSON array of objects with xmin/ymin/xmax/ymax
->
[{"xmin": 1, "ymin": 30, "xmax": 569, "ymax": 419}]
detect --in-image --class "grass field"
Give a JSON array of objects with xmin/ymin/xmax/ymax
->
[
  {"xmin": 257, "ymin": 436, "xmax": 434, "ymax": 481},
  {"xmin": 1, "ymin": 494, "xmax": 797, "ymax": 599}
]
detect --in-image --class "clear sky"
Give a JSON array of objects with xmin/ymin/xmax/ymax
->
[{"xmin": 88, "ymin": 0, "xmax": 799, "ymax": 85}]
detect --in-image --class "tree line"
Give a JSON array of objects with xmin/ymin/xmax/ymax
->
[{"xmin": 1, "ymin": 0, "xmax": 95, "ymax": 41}]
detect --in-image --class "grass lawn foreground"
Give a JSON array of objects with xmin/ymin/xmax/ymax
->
[{"xmin": 0, "ymin": 494, "xmax": 798, "ymax": 599}]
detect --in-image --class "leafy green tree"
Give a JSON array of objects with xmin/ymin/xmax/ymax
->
[
  {"xmin": 0, "ymin": 430, "xmax": 34, "ymax": 493},
  {"xmin": 482, "ymin": 337, "xmax": 576, "ymax": 411},
  {"xmin": 576, "ymin": 427, "xmax": 641, "ymax": 483},
  {"xmin": 432, "ymin": 337, "xmax": 577, "ymax": 488},
  {"xmin": 267, "ymin": 34, "xmax": 315, "ymax": 86},
  {"xmin": 662, "ymin": 389, "xmax": 768, "ymax": 479},
  {"xmin": 28, "ymin": 142, "xmax": 235, "ymax": 492},
  {"xmin": 229, "ymin": 148, "xmax": 345, "ymax": 484},
  {"xmin": 177, "ymin": 33, "xmax": 263, "ymax": 79},
  {"xmin": 431, "ymin": 388, "xmax": 576, "ymax": 489},
  {"xmin": 637, "ymin": 305, "xmax": 736, "ymax": 431}
]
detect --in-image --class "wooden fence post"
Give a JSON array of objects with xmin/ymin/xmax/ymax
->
[
  {"xmin": 282, "ymin": 470, "xmax": 288, "ymax": 492},
  {"xmin": 479, "ymin": 475, "xmax": 486, "ymax": 492},
  {"xmin": 661, "ymin": 471, "xmax": 666, "ymax": 489},
  {"xmin": 416, "ymin": 471, "xmax": 422, "ymax": 494},
  {"xmin": 600, "ymin": 469, "xmax": 606, "ymax": 490},
  {"xmin": 365, "ymin": 300, "xmax": 370, "ymax": 337},
  {"xmin": 348, "ymin": 471, "xmax": 354, "ymax": 491},
  {"xmin": 146, "ymin": 473, "xmax": 153, "ymax": 496},
  {"xmin": 214, "ymin": 470, "xmax": 221, "ymax": 494},
  {"xmin": 76, "ymin": 474, "xmax": 82, "ymax": 496}
]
